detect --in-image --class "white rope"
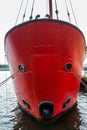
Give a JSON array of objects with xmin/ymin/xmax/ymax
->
[
  {"xmin": 71, "ymin": 69, "xmax": 87, "ymax": 92},
  {"xmin": 0, "ymin": 70, "xmax": 19, "ymax": 87}
]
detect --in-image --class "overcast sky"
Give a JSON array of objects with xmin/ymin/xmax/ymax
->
[{"xmin": 0, "ymin": 0, "xmax": 87, "ymax": 64}]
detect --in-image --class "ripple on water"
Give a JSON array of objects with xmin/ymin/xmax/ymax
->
[{"xmin": 0, "ymin": 71, "xmax": 87, "ymax": 130}]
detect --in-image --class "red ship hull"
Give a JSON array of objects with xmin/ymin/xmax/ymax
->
[{"xmin": 5, "ymin": 19, "xmax": 85, "ymax": 121}]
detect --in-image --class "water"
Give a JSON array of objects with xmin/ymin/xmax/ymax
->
[{"xmin": 0, "ymin": 71, "xmax": 87, "ymax": 130}]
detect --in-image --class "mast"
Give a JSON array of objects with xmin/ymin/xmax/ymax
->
[{"xmin": 49, "ymin": 0, "xmax": 53, "ymax": 18}]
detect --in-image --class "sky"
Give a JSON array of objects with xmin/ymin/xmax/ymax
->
[{"xmin": 0, "ymin": 0, "xmax": 87, "ymax": 64}]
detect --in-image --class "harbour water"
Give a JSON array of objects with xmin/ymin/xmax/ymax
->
[{"xmin": 0, "ymin": 71, "xmax": 87, "ymax": 130}]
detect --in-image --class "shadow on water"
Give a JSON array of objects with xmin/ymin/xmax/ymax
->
[{"xmin": 11, "ymin": 103, "xmax": 81, "ymax": 130}]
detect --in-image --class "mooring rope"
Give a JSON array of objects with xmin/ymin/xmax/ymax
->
[
  {"xmin": 71, "ymin": 69, "xmax": 87, "ymax": 92},
  {"xmin": 0, "ymin": 70, "xmax": 19, "ymax": 87}
]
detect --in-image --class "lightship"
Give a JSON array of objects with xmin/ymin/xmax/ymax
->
[{"xmin": 4, "ymin": 0, "xmax": 86, "ymax": 122}]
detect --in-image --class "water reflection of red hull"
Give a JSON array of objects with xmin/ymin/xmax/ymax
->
[{"xmin": 5, "ymin": 19, "xmax": 85, "ymax": 121}]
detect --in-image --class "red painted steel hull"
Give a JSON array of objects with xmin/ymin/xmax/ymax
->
[{"xmin": 5, "ymin": 19, "xmax": 86, "ymax": 121}]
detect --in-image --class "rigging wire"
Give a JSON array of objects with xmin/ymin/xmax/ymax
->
[
  {"xmin": 55, "ymin": 0, "xmax": 59, "ymax": 20},
  {"xmin": 22, "ymin": 0, "xmax": 29, "ymax": 22},
  {"xmin": 15, "ymin": 0, "xmax": 23, "ymax": 25},
  {"xmin": 30, "ymin": 0, "xmax": 35, "ymax": 20},
  {"xmin": 69, "ymin": 0, "xmax": 78, "ymax": 27},
  {"xmin": 65, "ymin": 0, "xmax": 71, "ymax": 23},
  {"xmin": 46, "ymin": 0, "xmax": 48, "ymax": 14}
]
